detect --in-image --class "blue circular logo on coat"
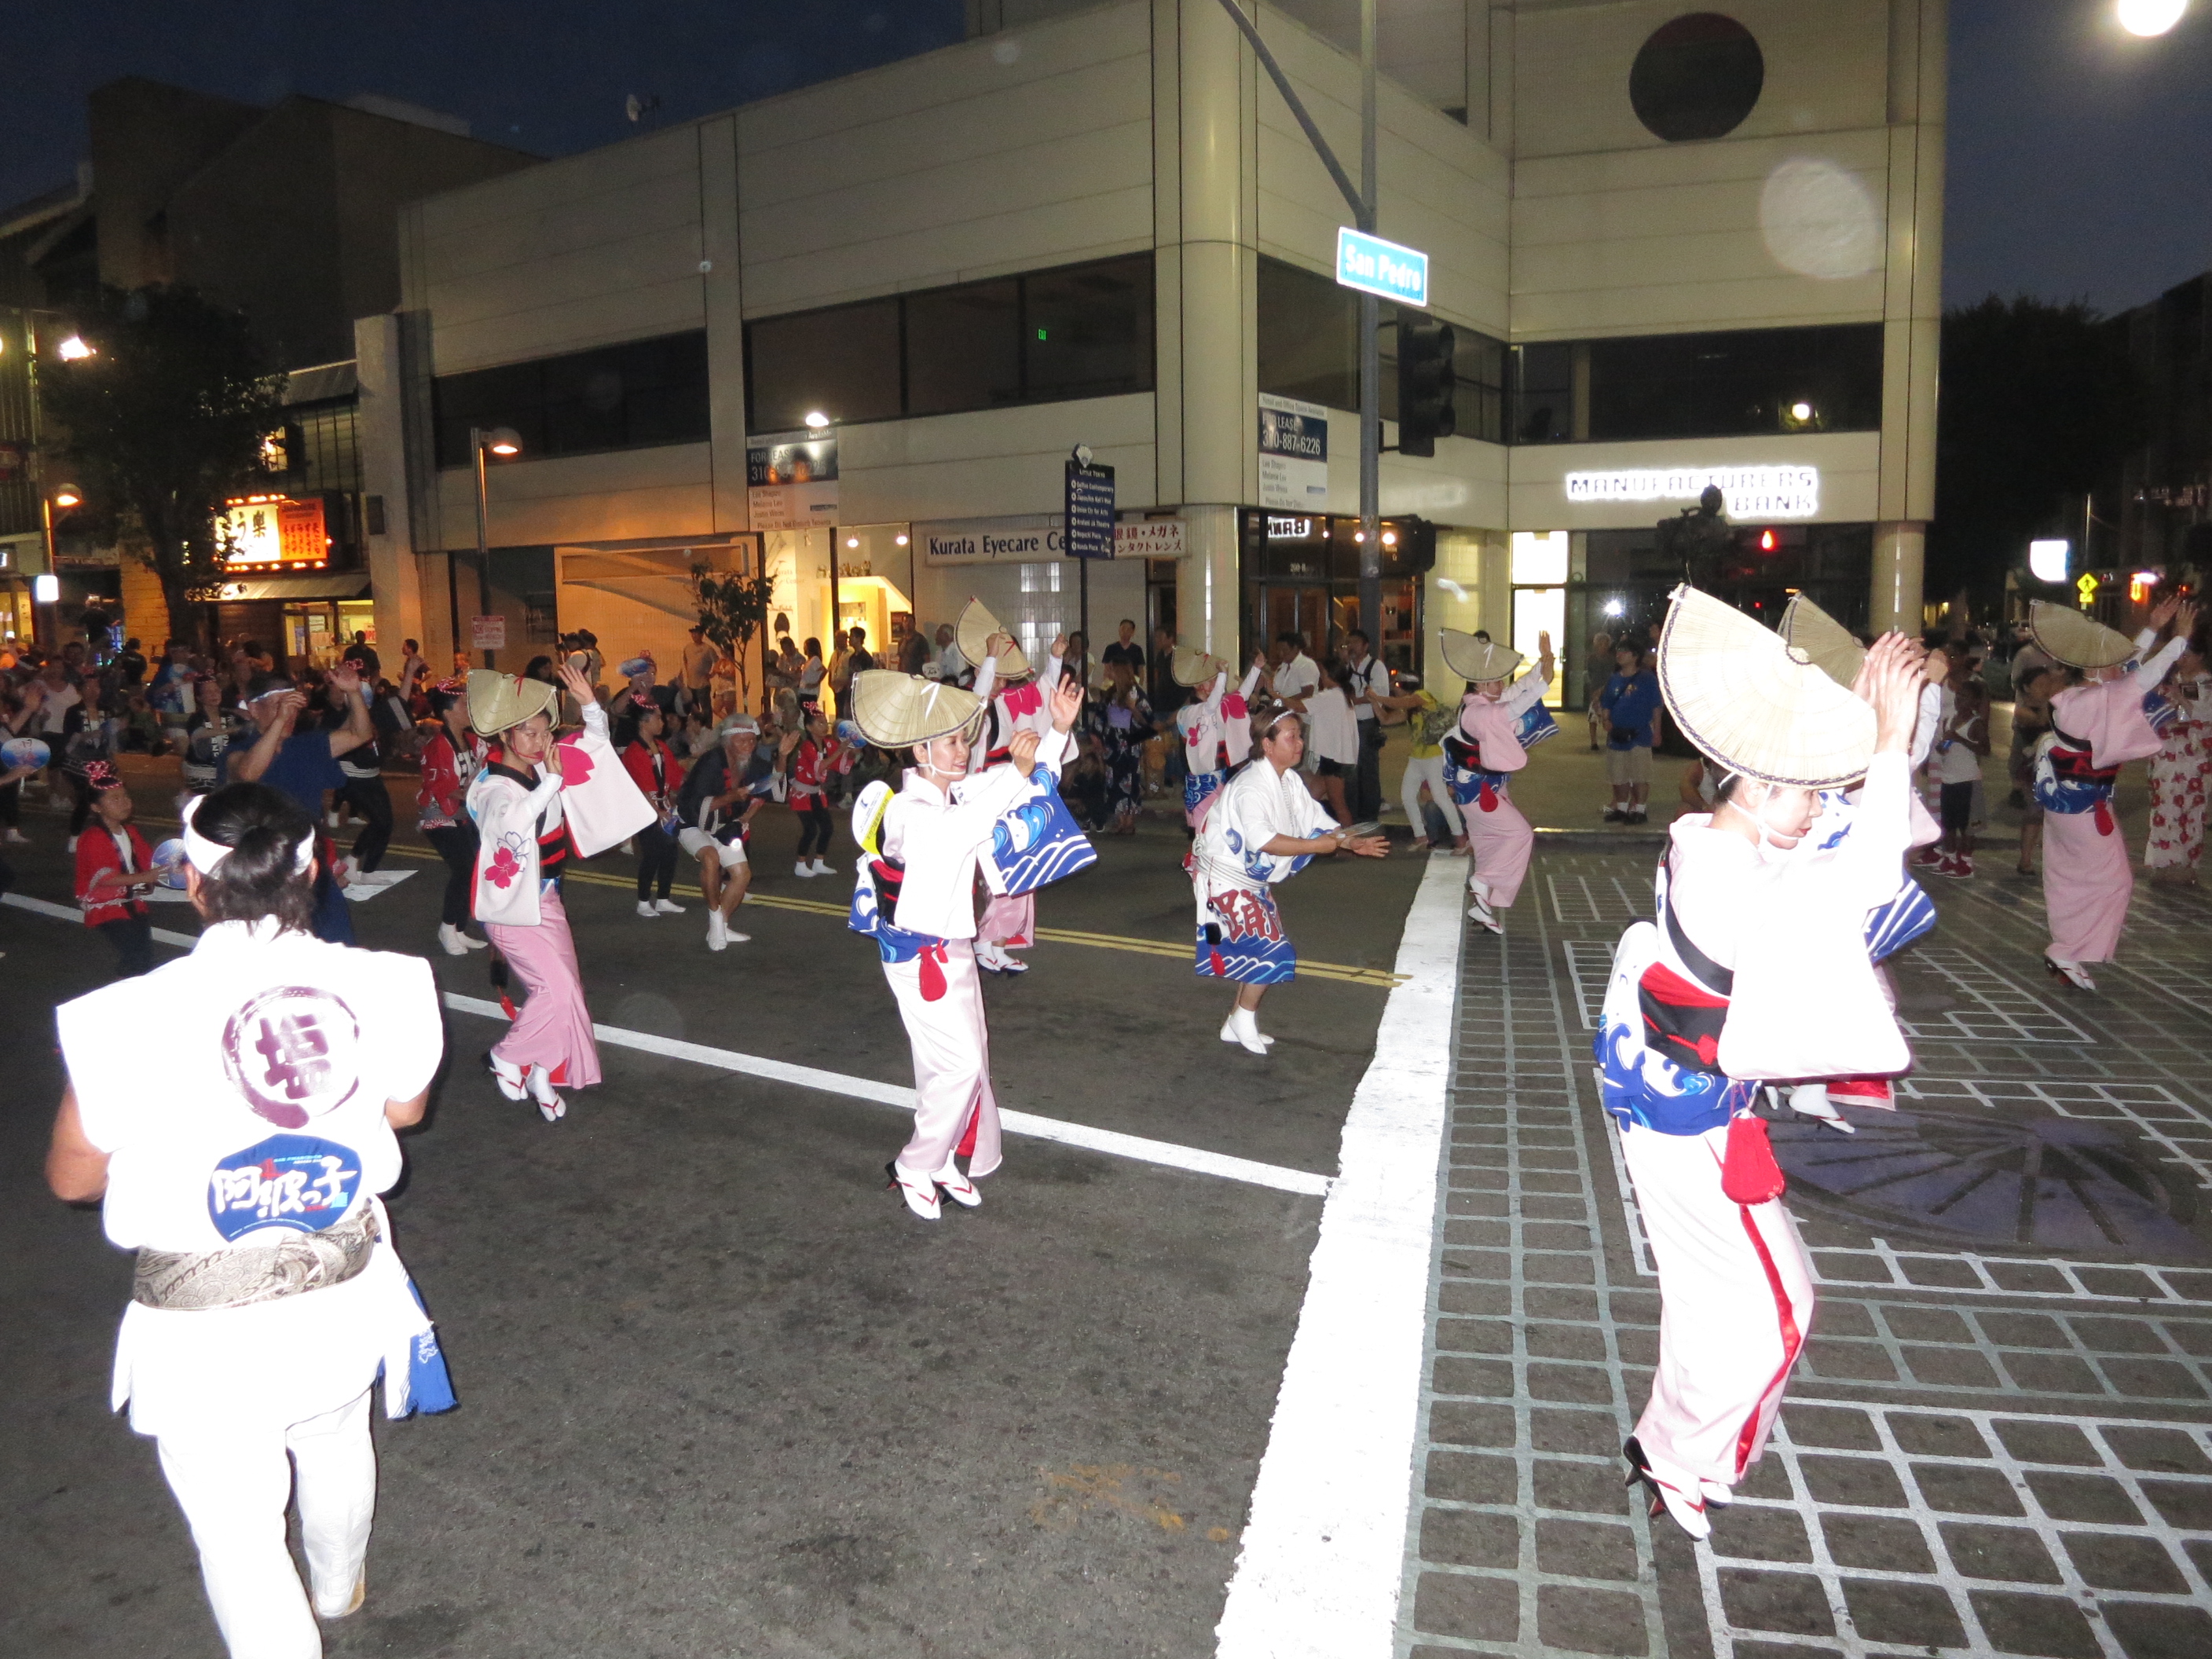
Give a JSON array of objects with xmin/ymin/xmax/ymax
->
[{"xmin": 207, "ymin": 1134, "xmax": 364, "ymax": 1240}]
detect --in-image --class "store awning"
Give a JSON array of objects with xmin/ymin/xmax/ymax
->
[{"xmin": 215, "ymin": 573, "xmax": 372, "ymax": 602}]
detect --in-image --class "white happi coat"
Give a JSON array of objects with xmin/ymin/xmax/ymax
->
[
  {"xmin": 55, "ymin": 920, "xmax": 449, "ymax": 1437},
  {"xmin": 1175, "ymin": 667, "xmax": 1262, "ymax": 774},
  {"xmin": 1190, "ymin": 759, "xmax": 1337, "ymax": 928}
]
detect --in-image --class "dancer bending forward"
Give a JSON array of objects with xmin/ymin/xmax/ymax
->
[{"xmin": 1439, "ymin": 628, "xmax": 1555, "ymax": 932}]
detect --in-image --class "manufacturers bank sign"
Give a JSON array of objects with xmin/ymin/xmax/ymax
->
[{"xmin": 1565, "ymin": 464, "xmax": 1821, "ymax": 520}]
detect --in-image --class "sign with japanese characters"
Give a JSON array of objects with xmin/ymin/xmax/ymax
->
[{"xmin": 220, "ymin": 496, "xmax": 329, "ymax": 566}]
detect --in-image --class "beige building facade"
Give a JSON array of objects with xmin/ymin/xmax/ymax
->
[{"xmin": 364, "ymin": 0, "xmax": 1943, "ymax": 709}]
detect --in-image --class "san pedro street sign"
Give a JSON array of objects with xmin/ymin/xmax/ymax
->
[{"xmin": 1335, "ymin": 226, "xmax": 1429, "ymax": 307}]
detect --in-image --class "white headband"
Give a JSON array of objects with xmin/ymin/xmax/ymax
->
[{"xmin": 182, "ymin": 794, "xmax": 316, "ymax": 877}]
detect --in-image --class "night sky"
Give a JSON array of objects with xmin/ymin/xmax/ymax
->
[{"xmin": 2, "ymin": 0, "xmax": 2209, "ymax": 319}]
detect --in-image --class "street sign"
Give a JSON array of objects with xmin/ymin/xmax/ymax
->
[
  {"xmin": 1064, "ymin": 456, "xmax": 1116, "ymax": 560},
  {"xmin": 471, "ymin": 613, "xmax": 507, "ymax": 651},
  {"xmin": 1335, "ymin": 226, "xmax": 1428, "ymax": 307}
]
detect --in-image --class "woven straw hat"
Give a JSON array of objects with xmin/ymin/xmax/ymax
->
[
  {"xmin": 467, "ymin": 669, "xmax": 559, "ymax": 737},
  {"xmin": 849, "ymin": 670, "xmax": 985, "ymax": 749},
  {"xmin": 1170, "ymin": 645, "xmax": 1227, "ymax": 687},
  {"xmin": 956, "ymin": 599, "xmax": 1029, "ymax": 679},
  {"xmin": 1439, "ymin": 628, "xmax": 1523, "ymax": 684},
  {"xmin": 1778, "ymin": 594, "xmax": 1866, "ymax": 690},
  {"xmin": 1657, "ymin": 585, "xmax": 1876, "ymax": 788},
  {"xmin": 2028, "ymin": 599, "xmax": 2134, "ymax": 670}
]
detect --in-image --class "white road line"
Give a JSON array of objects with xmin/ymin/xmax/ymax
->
[
  {"xmin": 467, "ymin": 995, "xmax": 1337, "ymax": 1200},
  {"xmin": 1214, "ymin": 854, "xmax": 1464, "ymax": 1659},
  {"xmin": 2, "ymin": 891, "xmax": 1330, "ymax": 1198}
]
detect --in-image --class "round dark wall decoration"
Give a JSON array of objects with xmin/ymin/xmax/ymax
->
[{"xmin": 1629, "ymin": 13, "xmax": 1766, "ymax": 143}]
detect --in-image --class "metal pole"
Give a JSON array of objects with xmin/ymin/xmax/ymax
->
[
  {"xmin": 37, "ymin": 496, "xmax": 56, "ymax": 652},
  {"xmin": 1357, "ymin": 0, "xmax": 1381, "ymax": 650},
  {"xmin": 471, "ymin": 426, "xmax": 493, "ymax": 668},
  {"xmin": 1080, "ymin": 551, "xmax": 1090, "ymax": 645}
]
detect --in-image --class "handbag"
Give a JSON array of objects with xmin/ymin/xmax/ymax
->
[{"xmin": 1720, "ymin": 1114, "xmax": 1787, "ymax": 1204}]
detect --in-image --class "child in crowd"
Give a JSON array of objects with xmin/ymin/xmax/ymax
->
[{"xmin": 788, "ymin": 709, "xmax": 855, "ymax": 877}]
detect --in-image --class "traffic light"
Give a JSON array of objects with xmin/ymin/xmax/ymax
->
[{"xmin": 1396, "ymin": 317, "xmax": 1456, "ymax": 457}]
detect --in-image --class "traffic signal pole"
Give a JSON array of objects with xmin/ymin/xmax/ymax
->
[
  {"xmin": 1357, "ymin": 0, "xmax": 1381, "ymax": 649},
  {"xmin": 1212, "ymin": 0, "xmax": 1382, "ymax": 644}
]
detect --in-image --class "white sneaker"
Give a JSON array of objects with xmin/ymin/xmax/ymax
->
[
  {"xmin": 654, "ymin": 898, "xmax": 686, "ymax": 914},
  {"xmin": 888, "ymin": 1160, "xmax": 943, "ymax": 1221},
  {"xmin": 2045, "ymin": 955, "xmax": 2097, "ymax": 992},
  {"xmin": 810, "ymin": 858, "xmax": 837, "ymax": 875},
  {"xmin": 339, "ymin": 855, "xmax": 361, "ymax": 882},
  {"xmin": 1226, "ymin": 1005, "xmax": 1271, "ymax": 1056},
  {"xmin": 1220, "ymin": 1012, "xmax": 1274, "ymax": 1049},
  {"xmin": 460, "ymin": 931, "xmax": 488, "ymax": 950},
  {"xmin": 707, "ymin": 911, "xmax": 728, "ymax": 951},
  {"xmin": 621, "ymin": 838, "xmax": 635, "ymax": 855},
  {"xmin": 636, "ymin": 900, "xmax": 658, "ymax": 918},
  {"xmin": 1, "ymin": 828, "xmax": 25, "ymax": 844},
  {"xmin": 932, "ymin": 1156, "xmax": 983, "ymax": 1208},
  {"xmin": 438, "ymin": 923, "xmax": 471, "ymax": 957},
  {"xmin": 1467, "ymin": 878, "xmax": 1502, "ymax": 934},
  {"xmin": 794, "ymin": 859, "xmax": 815, "ymax": 878}
]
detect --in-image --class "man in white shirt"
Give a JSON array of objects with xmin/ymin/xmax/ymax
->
[
  {"xmin": 1340, "ymin": 628, "xmax": 1391, "ymax": 822},
  {"xmin": 1290, "ymin": 661, "xmax": 1359, "ymax": 822},
  {"xmin": 1269, "ymin": 632, "xmax": 1320, "ymax": 705}
]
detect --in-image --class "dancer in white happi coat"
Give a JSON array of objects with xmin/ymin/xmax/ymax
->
[
  {"xmin": 2024, "ymin": 596, "xmax": 2197, "ymax": 991},
  {"xmin": 848, "ymin": 668, "xmax": 1086, "ymax": 1219},
  {"xmin": 958, "ymin": 599, "xmax": 1068, "ymax": 975},
  {"xmin": 1189, "ymin": 705, "xmax": 1388, "ymax": 1054},
  {"xmin": 1437, "ymin": 628, "xmax": 1556, "ymax": 933},
  {"xmin": 1170, "ymin": 646, "xmax": 1264, "ymax": 830},
  {"xmin": 1595, "ymin": 588, "xmax": 1927, "ymax": 1540},
  {"xmin": 46, "ymin": 781, "xmax": 455, "ymax": 1659}
]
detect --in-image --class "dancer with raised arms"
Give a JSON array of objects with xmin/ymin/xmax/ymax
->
[
  {"xmin": 1596, "ymin": 587, "xmax": 1926, "ymax": 1540},
  {"xmin": 847, "ymin": 668, "xmax": 1087, "ymax": 1220},
  {"xmin": 1438, "ymin": 627, "xmax": 1556, "ymax": 933}
]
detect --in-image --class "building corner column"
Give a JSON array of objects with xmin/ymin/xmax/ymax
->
[
  {"xmin": 354, "ymin": 313, "xmax": 424, "ymax": 660},
  {"xmin": 1873, "ymin": 523, "xmax": 1926, "ymax": 634}
]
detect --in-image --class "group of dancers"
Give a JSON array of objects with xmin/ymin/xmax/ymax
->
[{"xmin": 40, "ymin": 578, "xmax": 2204, "ymax": 1659}]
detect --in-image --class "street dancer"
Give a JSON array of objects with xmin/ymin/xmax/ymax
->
[
  {"xmin": 959, "ymin": 600, "xmax": 1068, "ymax": 975},
  {"xmin": 47, "ymin": 780, "xmax": 454, "ymax": 1659},
  {"xmin": 416, "ymin": 679, "xmax": 489, "ymax": 958},
  {"xmin": 1596, "ymin": 588, "xmax": 1925, "ymax": 1540},
  {"xmin": 1170, "ymin": 646, "xmax": 1263, "ymax": 832},
  {"xmin": 1190, "ymin": 705, "xmax": 1387, "ymax": 1055},
  {"xmin": 2029, "ymin": 596, "xmax": 2196, "ymax": 990},
  {"xmin": 1439, "ymin": 628, "xmax": 1555, "ymax": 933},
  {"xmin": 846, "ymin": 668, "xmax": 1085, "ymax": 1219},
  {"xmin": 468, "ymin": 661, "xmax": 642, "ymax": 1120}
]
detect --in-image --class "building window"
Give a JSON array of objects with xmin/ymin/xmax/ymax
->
[
  {"xmin": 1257, "ymin": 255, "xmax": 1507, "ymax": 445},
  {"xmin": 1510, "ymin": 324, "xmax": 1882, "ymax": 445},
  {"xmin": 433, "ymin": 331, "xmax": 712, "ymax": 469},
  {"xmin": 745, "ymin": 254, "xmax": 1155, "ymax": 432},
  {"xmin": 1629, "ymin": 13, "xmax": 1766, "ymax": 143}
]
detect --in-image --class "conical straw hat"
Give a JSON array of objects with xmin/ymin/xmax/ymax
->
[
  {"xmin": 1170, "ymin": 645, "xmax": 1227, "ymax": 687},
  {"xmin": 1439, "ymin": 628, "xmax": 1523, "ymax": 683},
  {"xmin": 1657, "ymin": 585, "xmax": 1876, "ymax": 788},
  {"xmin": 2028, "ymin": 599, "xmax": 2133, "ymax": 670},
  {"xmin": 849, "ymin": 670, "xmax": 985, "ymax": 749},
  {"xmin": 1778, "ymin": 594, "xmax": 1866, "ymax": 690},
  {"xmin": 466, "ymin": 669, "xmax": 559, "ymax": 736},
  {"xmin": 956, "ymin": 599, "xmax": 1029, "ymax": 679}
]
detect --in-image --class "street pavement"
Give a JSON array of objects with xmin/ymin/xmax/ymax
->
[
  {"xmin": 8, "ymin": 718, "xmax": 2211, "ymax": 1659},
  {"xmin": 0, "ymin": 758, "xmax": 1423, "ymax": 1659}
]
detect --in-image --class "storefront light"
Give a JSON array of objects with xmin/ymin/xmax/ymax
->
[
  {"xmin": 56, "ymin": 335, "xmax": 93, "ymax": 361},
  {"xmin": 2028, "ymin": 539, "xmax": 2071, "ymax": 583},
  {"xmin": 894, "ymin": 533, "xmax": 909, "ymax": 546},
  {"xmin": 846, "ymin": 536, "xmax": 860, "ymax": 548},
  {"xmin": 804, "ymin": 410, "xmax": 830, "ymax": 430},
  {"xmin": 34, "ymin": 573, "xmax": 60, "ymax": 602},
  {"xmin": 1603, "ymin": 597, "xmax": 1625, "ymax": 617}
]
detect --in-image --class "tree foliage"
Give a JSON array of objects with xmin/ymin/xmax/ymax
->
[
  {"xmin": 1931, "ymin": 295, "xmax": 2144, "ymax": 608},
  {"xmin": 39, "ymin": 284, "xmax": 285, "ymax": 646},
  {"xmin": 691, "ymin": 565, "xmax": 776, "ymax": 709}
]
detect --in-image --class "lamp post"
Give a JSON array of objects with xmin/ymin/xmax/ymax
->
[
  {"xmin": 804, "ymin": 410, "xmax": 837, "ymax": 651},
  {"xmin": 35, "ymin": 483, "xmax": 82, "ymax": 651},
  {"xmin": 467, "ymin": 426, "xmax": 522, "ymax": 668}
]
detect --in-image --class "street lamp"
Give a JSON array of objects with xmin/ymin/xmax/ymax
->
[
  {"xmin": 55, "ymin": 335, "xmax": 93, "ymax": 361},
  {"xmin": 468, "ymin": 426, "xmax": 524, "ymax": 668},
  {"xmin": 2118, "ymin": 0, "xmax": 2188, "ymax": 36},
  {"xmin": 35, "ymin": 483, "xmax": 84, "ymax": 648},
  {"xmin": 803, "ymin": 409, "xmax": 830, "ymax": 430}
]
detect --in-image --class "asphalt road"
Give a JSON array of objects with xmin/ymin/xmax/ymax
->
[{"xmin": 0, "ymin": 769, "xmax": 1425, "ymax": 1659}]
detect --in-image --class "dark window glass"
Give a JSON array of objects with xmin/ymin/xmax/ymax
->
[
  {"xmin": 1257, "ymin": 255, "xmax": 1506, "ymax": 444},
  {"xmin": 1022, "ymin": 255, "xmax": 1153, "ymax": 401},
  {"xmin": 1259, "ymin": 259, "xmax": 1359, "ymax": 411},
  {"xmin": 433, "ymin": 331, "xmax": 709, "ymax": 467},
  {"xmin": 1511, "ymin": 342, "xmax": 1575, "ymax": 444},
  {"xmin": 1629, "ymin": 13, "xmax": 1765, "ymax": 143},
  {"xmin": 1584, "ymin": 324, "xmax": 1882, "ymax": 441},
  {"xmin": 906, "ymin": 280, "xmax": 1020, "ymax": 416},
  {"xmin": 745, "ymin": 300, "xmax": 902, "ymax": 432}
]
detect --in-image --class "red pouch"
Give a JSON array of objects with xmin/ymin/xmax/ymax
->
[{"xmin": 1721, "ymin": 1113, "xmax": 1786, "ymax": 1205}]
